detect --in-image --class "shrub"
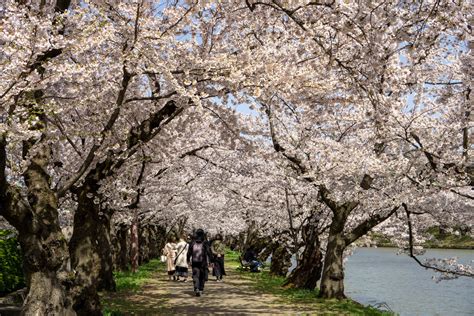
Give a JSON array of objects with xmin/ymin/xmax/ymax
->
[{"xmin": 0, "ymin": 230, "xmax": 25, "ymax": 295}]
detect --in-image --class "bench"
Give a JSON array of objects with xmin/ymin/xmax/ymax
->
[{"xmin": 238, "ymin": 256, "xmax": 252, "ymax": 271}]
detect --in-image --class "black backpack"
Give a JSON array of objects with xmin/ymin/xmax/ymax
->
[{"xmin": 192, "ymin": 242, "xmax": 204, "ymax": 263}]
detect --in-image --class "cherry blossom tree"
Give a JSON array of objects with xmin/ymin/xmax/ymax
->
[
  {"xmin": 237, "ymin": 0, "xmax": 473, "ymax": 298},
  {"xmin": 1, "ymin": 1, "xmax": 472, "ymax": 314}
]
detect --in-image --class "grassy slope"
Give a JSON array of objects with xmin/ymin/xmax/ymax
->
[{"xmin": 225, "ymin": 250, "xmax": 392, "ymax": 316}]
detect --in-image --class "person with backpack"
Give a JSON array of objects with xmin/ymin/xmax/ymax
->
[{"xmin": 187, "ymin": 229, "xmax": 212, "ymax": 296}]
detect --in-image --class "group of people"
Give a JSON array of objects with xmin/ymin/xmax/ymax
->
[
  {"xmin": 242, "ymin": 246, "xmax": 263, "ymax": 273},
  {"xmin": 162, "ymin": 229, "xmax": 226, "ymax": 297}
]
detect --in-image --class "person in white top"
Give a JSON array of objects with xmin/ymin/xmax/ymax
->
[
  {"xmin": 174, "ymin": 235, "xmax": 189, "ymax": 282},
  {"xmin": 163, "ymin": 236, "xmax": 177, "ymax": 281}
]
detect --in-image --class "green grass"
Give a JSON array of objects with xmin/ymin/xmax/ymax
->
[
  {"xmin": 113, "ymin": 259, "xmax": 162, "ymax": 292},
  {"xmin": 369, "ymin": 232, "xmax": 396, "ymax": 247},
  {"xmin": 368, "ymin": 228, "xmax": 474, "ymax": 250},
  {"xmin": 424, "ymin": 227, "xmax": 474, "ymax": 249},
  {"xmin": 101, "ymin": 259, "xmax": 166, "ymax": 315},
  {"xmin": 102, "ymin": 250, "xmax": 393, "ymax": 315},
  {"xmin": 102, "ymin": 308, "xmax": 124, "ymax": 316},
  {"xmin": 226, "ymin": 250, "xmax": 393, "ymax": 315}
]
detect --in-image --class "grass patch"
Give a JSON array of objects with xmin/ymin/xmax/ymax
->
[
  {"xmin": 368, "ymin": 228, "xmax": 474, "ymax": 249},
  {"xmin": 369, "ymin": 232, "xmax": 396, "ymax": 247},
  {"xmin": 114, "ymin": 259, "xmax": 162, "ymax": 292},
  {"xmin": 226, "ymin": 250, "xmax": 393, "ymax": 315},
  {"xmin": 102, "ymin": 308, "xmax": 124, "ymax": 316},
  {"xmin": 101, "ymin": 259, "xmax": 167, "ymax": 315},
  {"xmin": 424, "ymin": 227, "xmax": 474, "ymax": 249}
]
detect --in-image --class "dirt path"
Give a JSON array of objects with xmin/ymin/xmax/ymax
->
[{"xmin": 103, "ymin": 268, "xmax": 316, "ymax": 315}]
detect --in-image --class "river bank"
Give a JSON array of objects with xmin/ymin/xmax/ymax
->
[{"xmin": 367, "ymin": 228, "xmax": 474, "ymax": 249}]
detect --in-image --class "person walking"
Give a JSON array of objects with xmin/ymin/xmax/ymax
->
[
  {"xmin": 174, "ymin": 234, "xmax": 189, "ymax": 282},
  {"xmin": 211, "ymin": 234, "xmax": 226, "ymax": 282},
  {"xmin": 163, "ymin": 235, "xmax": 177, "ymax": 281},
  {"xmin": 187, "ymin": 229, "xmax": 212, "ymax": 296}
]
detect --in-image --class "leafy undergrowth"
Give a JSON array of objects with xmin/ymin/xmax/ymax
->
[
  {"xmin": 227, "ymin": 250, "xmax": 393, "ymax": 316},
  {"xmin": 0, "ymin": 230, "xmax": 25, "ymax": 295}
]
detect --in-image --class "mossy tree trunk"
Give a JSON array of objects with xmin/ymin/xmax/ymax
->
[
  {"xmin": 21, "ymin": 140, "xmax": 75, "ymax": 315},
  {"xmin": 139, "ymin": 224, "xmax": 151, "ymax": 264},
  {"xmin": 319, "ymin": 221, "xmax": 347, "ymax": 299},
  {"xmin": 270, "ymin": 241, "xmax": 292, "ymax": 277},
  {"xmin": 0, "ymin": 84, "xmax": 78, "ymax": 314},
  {"xmin": 1, "ymin": 135, "xmax": 75, "ymax": 315},
  {"xmin": 69, "ymin": 183, "xmax": 114, "ymax": 315},
  {"xmin": 284, "ymin": 213, "xmax": 323, "ymax": 290},
  {"xmin": 240, "ymin": 221, "xmax": 271, "ymax": 259},
  {"xmin": 318, "ymin": 187, "xmax": 399, "ymax": 299},
  {"xmin": 115, "ymin": 223, "xmax": 130, "ymax": 271}
]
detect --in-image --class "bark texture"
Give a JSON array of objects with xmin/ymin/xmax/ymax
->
[
  {"xmin": 319, "ymin": 229, "xmax": 346, "ymax": 299},
  {"xmin": 318, "ymin": 200, "xmax": 351, "ymax": 299},
  {"xmin": 130, "ymin": 219, "xmax": 139, "ymax": 273},
  {"xmin": 269, "ymin": 241, "xmax": 292, "ymax": 277},
  {"xmin": 1, "ymin": 138, "xmax": 75, "ymax": 315},
  {"xmin": 69, "ymin": 183, "xmax": 114, "ymax": 314},
  {"xmin": 22, "ymin": 141, "xmax": 75, "ymax": 315},
  {"xmin": 0, "ymin": 88, "xmax": 75, "ymax": 315},
  {"xmin": 284, "ymin": 220, "xmax": 323, "ymax": 290},
  {"xmin": 115, "ymin": 223, "xmax": 130, "ymax": 271}
]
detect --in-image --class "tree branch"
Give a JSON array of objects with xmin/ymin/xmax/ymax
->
[
  {"xmin": 57, "ymin": 66, "xmax": 132, "ymax": 197},
  {"xmin": 404, "ymin": 204, "xmax": 473, "ymax": 278},
  {"xmin": 344, "ymin": 205, "xmax": 399, "ymax": 246}
]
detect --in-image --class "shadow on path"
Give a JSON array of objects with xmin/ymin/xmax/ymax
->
[{"xmin": 103, "ymin": 266, "xmax": 321, "ymax": 315}]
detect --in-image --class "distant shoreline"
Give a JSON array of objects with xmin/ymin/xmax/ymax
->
[
  {"xmin": 361, "ymin": 229, "xmax": 474, "ymax": 250},
  {"xmin": 360, "ymin": 245, "xmax": 474, "ymax": 250}
]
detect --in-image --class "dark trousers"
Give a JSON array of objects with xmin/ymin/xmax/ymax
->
[
  {"xmin": 213, "ymin": 256, "xmax": 226, "ymax": 279},
  {"xmin": 192, "ymin": 262, "xmax": 208, "ymax": 291}
]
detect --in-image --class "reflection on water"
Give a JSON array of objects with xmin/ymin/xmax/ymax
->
[{"xmin": 344, "ymin": 248, "xmax": 474, "ymax": 316}]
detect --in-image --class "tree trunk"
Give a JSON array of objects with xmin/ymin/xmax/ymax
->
[
  {"xmin": 139, "ymin": 224, "xmax": 150, "ymax": 264},
  {"xmin": 284, "ymin": 222, "xmax": 323, "ymax": 290},
  {"xmin": 69, "ymin": 186, "xmax": 112, "ymax": 315},
  {"xmin": 22, "ymin": 270, "xmax": 74, "ymax": 316},
  {"xmin": 270, "ymin": 241, "xmax": 292, "ymax": 277},
  {"xmin": 1, "ymin": 138, "xmax": 75, "ymax": 315},
  {"xmin": 17, "ymin": 199, "xmax": 75, "ymax": 316},
  {"xmin": 96, "ymin": 208, "xmax": 115, "ymax": 291},
  {"xmin": 319, "ymin": 224, "xmax": 346, "ymax": 299},
  {"xmin": 69, "ymin": 199, "xmax": 101, "ymax": 315},
  {"xmin": 239, "ymin": 223, "xmax": 271, "ymax": 260},
  {"xmin": 148, "ymin": 224, "xmax": 166, "ymax": 259},
  {"xmin": 116, "ymin": 223, "xmax": 130, "ymax": 271},
  {"xmin": 258, "ymin": 241, "xmax": 277, "ymax": 264},
  {"xmin": 130, "ymin": 218, "xmax": 139, "ymax": 273}
]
